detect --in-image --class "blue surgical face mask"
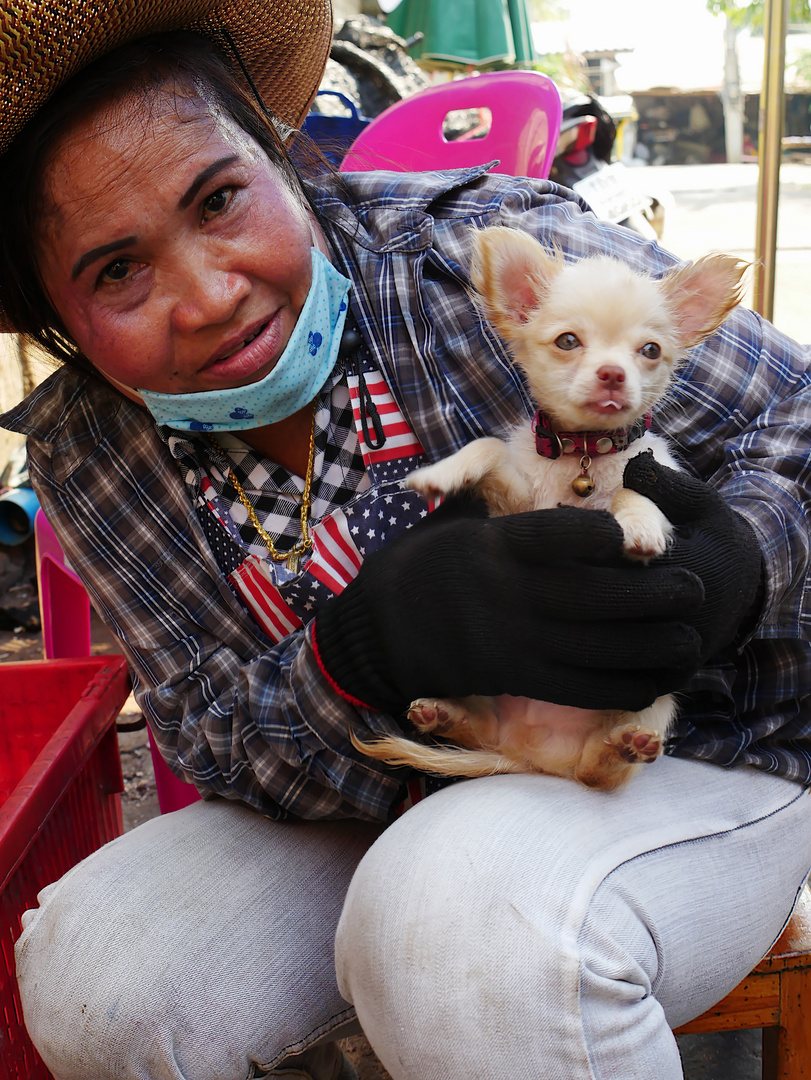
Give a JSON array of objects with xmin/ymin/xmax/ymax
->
[{"xmin": 137, "ymin": 249, "xmax": 351, "ymax": 431}]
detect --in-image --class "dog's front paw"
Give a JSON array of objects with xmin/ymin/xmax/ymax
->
[
  {"xmin": 619, "ymin": 518, "xmax": 671, "ymax": 560},
  {"xmin": 404, "ymin": 463, "xmax": 455, "ymax": 499},
  {"xmin": 407, "ymin": 697, "xmax": 465, "ymax": 734},
  {"xmin": 607, "ymin": 723, "xmax": 663, "ymax": 764},
  {"xmin": 611, "ymin": 489, "xmax": 673, "ymax": 562}
]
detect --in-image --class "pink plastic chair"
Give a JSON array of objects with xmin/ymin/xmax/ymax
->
[
  {"xmin": 340, "ymin": 70, "xmax": 562, "ymax": 178},
  {"xmin": 34, "ymin": 509, "xmax": 200, "ymax": 813},
  {"xmin": 35, "ymin": 509, "xmax": 92, "ymax": 662}
]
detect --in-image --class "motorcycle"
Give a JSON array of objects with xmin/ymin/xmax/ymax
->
[
  {"xmin": 302, "ymin": 18, "xmax": 667, "ymax": 240},
  {"xmin": 300, "ymin": 17, "xmax": 430, "ymax": 166},
  {"xmin": 550, "ymin": 89, "xmax": 664, "ymax": 240}
]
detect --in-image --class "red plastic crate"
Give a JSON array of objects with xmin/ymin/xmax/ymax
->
[{"xmin": 0, "ymin": 656, "xmax": 130, "ymax": 1080}]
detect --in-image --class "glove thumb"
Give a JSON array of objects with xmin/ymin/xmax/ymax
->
[{"xmin": 623, "ymin": 451, "xmax": 715, "ymax": 527}]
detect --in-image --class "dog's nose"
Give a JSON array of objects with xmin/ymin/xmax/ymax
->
[{"xmin": 596, "ymin": 366, "xmax": 626, "ymax": 387}]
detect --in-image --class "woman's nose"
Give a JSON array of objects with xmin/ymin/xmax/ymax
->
[{"xmin": 169, "ymin": 259, "xmax": 251, "ymax": 334}]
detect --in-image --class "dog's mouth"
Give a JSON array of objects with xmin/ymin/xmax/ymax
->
[{"xmin": 584, "ymin": 397, "xmax": 629, "ymax": 419}]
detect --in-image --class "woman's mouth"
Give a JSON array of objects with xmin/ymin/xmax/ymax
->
[
  {"xmin": 199, "ymin": 314, "xmax": 283, "ymax": 385},
  {"xmin": 213, "ymin": 325, "xmax": 265, "ymax": 361}
]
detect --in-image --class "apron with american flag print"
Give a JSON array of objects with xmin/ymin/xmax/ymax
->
[{"xmin": 198, "ymin": 350, "xmax": 443, "ymax": 812}]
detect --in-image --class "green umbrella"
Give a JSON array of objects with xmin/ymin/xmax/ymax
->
[
  {"xmin": 386, "ymin": 0, "xmax": 536, "ymax": 71},
  {"xmin": 506, "ymin": 0, "xmax": 535, "ymax": 64}
]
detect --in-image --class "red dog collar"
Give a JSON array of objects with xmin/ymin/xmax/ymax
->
[{"xmin": 533, "ymin": 411, "xmax": 652, "ymax": 459}]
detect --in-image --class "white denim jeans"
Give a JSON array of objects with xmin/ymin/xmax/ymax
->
[
  {"xmin": 15, "ymin": 757, "xmax": 811, "ymax": 1080},
  {"xmin": 15, "ymin": 805, "xmax": 379, "ymax": 1080},
  {"xmin": 336, "ymin": 757, "xmax": 811, "ymax": 1080}
]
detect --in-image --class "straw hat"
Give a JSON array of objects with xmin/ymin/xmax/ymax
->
[{"xmin": 0, "ymin": 0, "xmax": 334, "ymax": 157}]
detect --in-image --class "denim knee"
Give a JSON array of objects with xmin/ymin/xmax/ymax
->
[
  {"xmin": 336, "ymin": 766, "xmax": 811, "ymax": 1080},
  {"xmin": 16, "ymin": 802, "xmax": 380, "ymax": 1080}
]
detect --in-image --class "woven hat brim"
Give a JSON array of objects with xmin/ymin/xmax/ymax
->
[{"xmin": 0, "ymin": 0, "xmax": 334, "ymax": 157}]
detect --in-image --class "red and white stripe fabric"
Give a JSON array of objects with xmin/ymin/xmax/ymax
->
[
  {"xmin": 394, "ymin": 778, "xmax": 428, "ymax": 815},
  {"xmin": 347, "ymin": 369, "xmax": 424, "ymax": 466},
  {"xmin": 304, "ymin": 509, "xmax": 364, "ymax": 595},
  {"xmin": 228, "ymin": 557, "xmax": 303, "ymax": 643}
]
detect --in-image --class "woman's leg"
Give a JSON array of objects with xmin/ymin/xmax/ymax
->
[
  {"xmin": 15, "ymin": 799, "xmax": 382, "ymax": 1080},
  {"xmin": 336, "ymin": 757, "xmax": 811, "ymax": 1080}
]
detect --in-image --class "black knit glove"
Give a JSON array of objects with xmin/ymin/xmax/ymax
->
[
  {"xmin": 623, "ymin": 452, "xmax": 765, "ymax": 662},
  {"xmin": 312, "ymin": 494, "xmax": 706, "ymax": 716}
]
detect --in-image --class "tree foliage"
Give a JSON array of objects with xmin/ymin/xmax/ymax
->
[
  {"xmin": 528, "ymin": 0, "xmax": 569, "ymax": 19},
  {"xmin": 706, "ymin": 0, "xmax": 811, "ymax": 30},
  {"xmin": 790, "ymin": 48, "xmax": 811, "ymax": 82}
]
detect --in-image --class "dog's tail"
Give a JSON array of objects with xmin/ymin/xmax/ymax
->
[{"xmin": 350, "ymin": 729, "xmax": 523, "ymax": 779}]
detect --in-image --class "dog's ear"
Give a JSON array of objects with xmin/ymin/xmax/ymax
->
[
  {"xmin": 659, "ymin": 254, "xmax": 748, "ymax": 347},
  {"xmin": 469, "ymin": 227, "xmax": 563, "ymax": 341}
]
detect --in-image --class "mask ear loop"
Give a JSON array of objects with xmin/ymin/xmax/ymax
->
[
  {"xmin": 103, "ymin": 371, "xmax": 147, "ymax": 407},
  {"xmin": 338, "ymin": 325, "xmax": 386, "ymax": 451},
  {"xmin": 310, "ymin": 224, "xmax": 386, "ymax": 453}
]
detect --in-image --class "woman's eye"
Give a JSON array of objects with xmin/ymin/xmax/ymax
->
[
  {"xmin": 554, "ymin": 332, "xmax": 581, "ymax": 351},
  {"xmin": 99, "ymin": 259, "xmax": 132, "ymax": 285},
  {"xmin": 202, "ymin": 187, "xmax": 234, "ymax": 221},
  {"xmin": 640, "ymin": 342, "xmax": 661, "ymax": 360}
]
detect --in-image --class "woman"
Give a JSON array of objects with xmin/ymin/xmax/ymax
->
[{"xmin": 2, "ymin": 2, "xmax": 810, "ymax": 1078}]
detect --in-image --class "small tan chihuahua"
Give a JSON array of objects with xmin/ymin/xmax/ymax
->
[{"xmin": 354, "ymin": 226, "xmax": 746, "ymax": 790}]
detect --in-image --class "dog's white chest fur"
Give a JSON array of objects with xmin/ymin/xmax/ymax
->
[
  {"xmin": 409, "ymin": 425, "xmax": 679, "ymax": 562},
  {"xmin": 488, "ymin": 426, "xmax": 670, "ymax": 515}
]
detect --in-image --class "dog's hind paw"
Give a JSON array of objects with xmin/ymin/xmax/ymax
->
[
  {"xmin": 407, "ymin": 698, "xmax": 462, "ymax": 734},
  {"xmin": 607, "ymin": 723, "xmax": 663, "ymax": 764}
]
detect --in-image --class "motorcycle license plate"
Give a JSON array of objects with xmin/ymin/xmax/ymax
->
[{"xmin": 573, "ymin": 162, "xmax": 651, "ymax": 224}]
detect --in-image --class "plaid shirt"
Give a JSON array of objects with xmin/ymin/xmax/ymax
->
[{"xmin": 3, "ymin": 165, "xmax": 810, "ymax": 821}]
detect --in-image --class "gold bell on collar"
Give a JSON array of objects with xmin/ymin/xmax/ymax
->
[{"xmin": 572, "ymin": 455, "xmax": 595, "ymax": 498}]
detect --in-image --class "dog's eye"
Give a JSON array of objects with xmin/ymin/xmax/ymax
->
[
  {"xmin": 640, "ymin": 342, "xmax": 661, "ymax": 360},
  {"xmin": 554, "ymin": 332, "xmax": 581, "ymax": 351}
]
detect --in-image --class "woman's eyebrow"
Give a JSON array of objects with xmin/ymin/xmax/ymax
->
[
  {"xmin": 178, "ymin": 154, "xmax": 240, "ymax": 209},
  {"xmin": 70, "ymin": 155, "xmax": 243, "ymax": 280},
  {"xmin": 72, "ymin": 237, "xmax": 137, "ymax": 280}
]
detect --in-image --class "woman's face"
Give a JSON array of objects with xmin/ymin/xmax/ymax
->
[{"xmin": 35, "ymin": 88, "xmax": 316, "ymax": 395}]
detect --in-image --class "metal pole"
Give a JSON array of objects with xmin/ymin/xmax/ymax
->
[{"xmin": 753, "ymin": 0, "xmax": 788, "ymax": 321}]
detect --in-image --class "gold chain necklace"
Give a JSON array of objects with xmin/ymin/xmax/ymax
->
[{"xmin": 207, "ymin": 402, "xmax": 317, "ymax": 573}]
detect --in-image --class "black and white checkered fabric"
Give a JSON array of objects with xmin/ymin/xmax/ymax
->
[{"xmin": 167, "ymin": 360, "xmax": 369, "ymax": 560}]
